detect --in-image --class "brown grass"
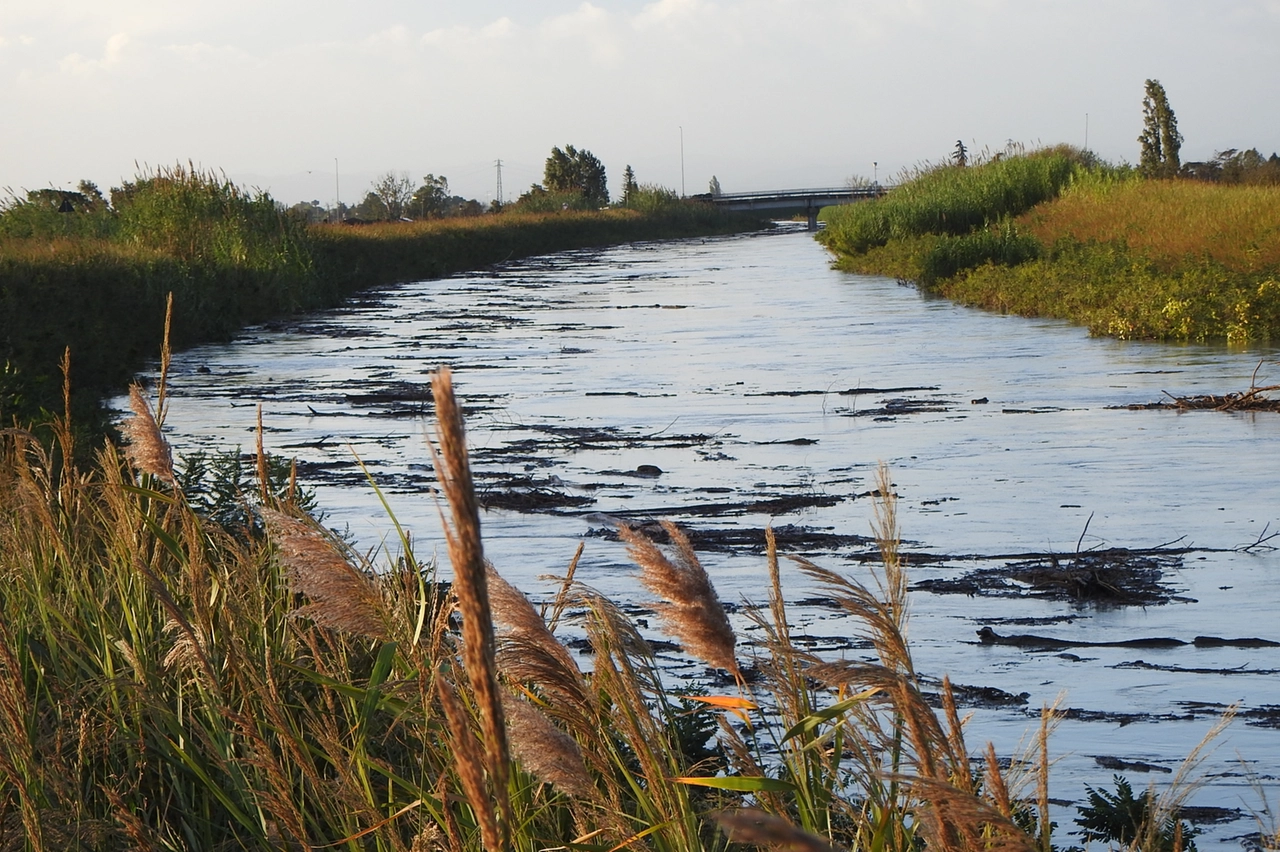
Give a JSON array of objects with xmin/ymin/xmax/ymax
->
[
  {"xmin": 1019, "ymin": 179, "xmax": 1280, "ymax": 273},
  {"xmin": 711, "ymin": 808, "xmax": 843, "ymax": 852},
  {"xmin": 501, "ymin": 691, "xmax": 594, "ymax": 799},
  {"xmin": 260, "ymin": 509, "xmax": 389, "ymax": 639}
]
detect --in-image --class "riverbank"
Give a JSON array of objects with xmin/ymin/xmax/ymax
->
[
  {"xmin": 818, "ymin": 150, "xmax": 1280, "ymax": 343},
  {"xmin": 0, "ymin": 170, "xmax": 766, "ymax": 431}
]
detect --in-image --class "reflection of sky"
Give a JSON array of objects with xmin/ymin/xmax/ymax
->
[{"xmin": 127, "ymin": 228, "xmax": 1280, "ymax": 840}]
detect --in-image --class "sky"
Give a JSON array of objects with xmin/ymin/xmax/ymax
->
[{"xmin": 3, "ymin": 0, "xmax": 1279, "ymax": 207}]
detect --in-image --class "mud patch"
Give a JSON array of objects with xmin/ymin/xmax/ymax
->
[{"xmin": 1093, "ymin": 755, "xmax": 1172, "ymax": 773}]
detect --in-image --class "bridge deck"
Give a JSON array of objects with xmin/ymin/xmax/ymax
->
[{"xmin": 708, "ymin": 185, "xmax": 888, "ymax": 229}]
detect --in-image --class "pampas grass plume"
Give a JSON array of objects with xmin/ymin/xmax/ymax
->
[{"xmin": 122, "ymin": 384, "xmax": 177, "ymax": 486}]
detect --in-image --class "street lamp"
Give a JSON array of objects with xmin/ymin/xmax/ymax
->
[{"xmin": 679, "ymin": 126, "xmax": 686, "ymax": 198}]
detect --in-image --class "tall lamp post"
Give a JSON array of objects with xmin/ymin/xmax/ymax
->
[{"xmin": 679, "ymin": 126, "xmax": 685, "ymax": 198}]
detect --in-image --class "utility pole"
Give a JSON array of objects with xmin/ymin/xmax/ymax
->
[
  {"xmin": 1084, "ymin": 113, "xmax": 1089, "ymax": 152},
  {"xmin": 679, "ymin": 126, "xmax": 685, "ymax": 198},
  {"xmin": 334, "ymin": 158, "xmax": 341, "ymax": 221},
  {"xmin": 495, "ymin": 159, "xmax": 503, "ymax": 207}
]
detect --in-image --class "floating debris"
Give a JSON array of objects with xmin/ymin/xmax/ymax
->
[
  {"xmin": 913, "ymin": 546, "xmax": 1191, "ymax": 606},
  {"xmin": 1125, "ymin": 362, "xmax": 1280, "ymax": 412}
]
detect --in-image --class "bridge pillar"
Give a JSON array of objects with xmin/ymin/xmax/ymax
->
[{"xmin": 806, "ymin": 200, "xmax": 819, "ymax": 231}]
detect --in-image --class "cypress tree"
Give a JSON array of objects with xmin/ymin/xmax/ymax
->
[{"xmin": 1139, "ymin": 79, "xmax": 1182, "ymax": 178}]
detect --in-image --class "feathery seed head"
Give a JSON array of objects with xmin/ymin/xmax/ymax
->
[
  {"xmin": 122, "ymin": 384, "xmax": 177, "ymax": 486},
  {"xmin": 619, "ymin": 520, "xmax": 739, "ymax": 677},
  {"xmin": 711, "ymin": 809, "xmax": 844, "ymax": 852},
  {"xmin": 261, "ymin": 509, "xmax": 387, "ymax": 639},
  {"xmin": 502, "ymin": 691, "xmax": 594, "ymax": 799}
]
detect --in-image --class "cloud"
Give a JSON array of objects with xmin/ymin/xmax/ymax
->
[{"xmin": 58, "ymin": 31, "xmax": 130, "ymax": 75}]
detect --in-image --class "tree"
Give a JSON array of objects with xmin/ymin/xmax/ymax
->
[
  {"xmin": 953, "ymin": 139, "xmax": 968, "ymax": 167},
  {"xmin": 622, "ymin": 165, "xmax": 638, "ymax": 206},
  {"xmin": 543, "ymin": 145, "xmax": 609, "ymax": 207},
  {"xmin": 370, "ymin": 170, "xmax": 414, "ymax": 220},
  {"xmin": 708, "ymin": 175, "xmax": 722, "ymax": 198},
  {"xmin": 410, "ymin": 174, "xmax": 451, "ymax": 219},
  {"xmin": 1138, "ymin": 79, "xmax": 1182, "ymax": 178},
  {"xmin": 352, "ymin": 191, "xmax": 389, "ymax": 221}
]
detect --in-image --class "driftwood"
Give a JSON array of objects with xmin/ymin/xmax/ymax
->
[{"xmin": 1161, "ymin": 362, "xmax": 1279, "ymax": 412}]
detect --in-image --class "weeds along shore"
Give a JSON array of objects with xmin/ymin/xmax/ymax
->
[
  {"xmin": 0, "ymin": 166, "xmax": 765, "ymax": 431},
  {"xmin": 0, "ymin": 359, "xmax": 1241, "ymax": 850},
  {"xmin": 818, "ymin": 146, "xmax": 1280, "ymax": 344}
]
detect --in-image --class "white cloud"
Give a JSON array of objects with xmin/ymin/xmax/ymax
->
[{"xmin": 58, "ymin": 31, "xmax": 130, "ymax": 75}]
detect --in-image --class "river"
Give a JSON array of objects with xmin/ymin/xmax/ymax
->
[{"xmin": 126, "ymin": 223, "xmax": 1280, "ymax": 846}]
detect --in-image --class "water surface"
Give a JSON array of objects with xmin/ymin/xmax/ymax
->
[{"xmin": 132, "ymin": 225, "xmax": 1280, "ymax": 844}]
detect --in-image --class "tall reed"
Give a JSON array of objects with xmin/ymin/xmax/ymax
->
[{"xmin": 0, "ymin": 363, "xmax": 1237, "ymax": 850}]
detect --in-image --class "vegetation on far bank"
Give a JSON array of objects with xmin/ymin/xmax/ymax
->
[
  {"xmin": 1, "ymin": 364, "xmax": 1236, "ymax": 851},
  {"xmin": 0, "ymin": 164, "xmax": 764, "ymax": 431},
  {"xmin": 819, "ymin": 153, "xmax": 1280, "ymax": 344},
  {"xmin": 818, "ymin": 81, "xmax": 1280, "ymax": 344}
]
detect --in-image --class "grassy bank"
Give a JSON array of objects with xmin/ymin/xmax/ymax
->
[
  {"xmin": 3, "ymin": 368, "xmax": 1228, "ymax": 851},
  {"xmin": 818, "ymin": 151, "xmax": 1280, "ymax": 343},
  {"xmin": 0, "ymin": 168, "xmax": 764, "ymax": 431}
]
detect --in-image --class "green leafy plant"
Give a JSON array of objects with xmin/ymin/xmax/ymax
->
[{"xmin": 1076, "ymin": 775, "xmax": 1198, "ymax": 852}]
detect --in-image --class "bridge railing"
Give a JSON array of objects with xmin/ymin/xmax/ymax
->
[{"xmin": 710, "ymin": 185, "xmax": 889, "ymax": 202}]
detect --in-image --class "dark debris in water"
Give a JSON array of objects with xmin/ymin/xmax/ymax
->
[
  {"xmin": 912, "ymin": 547, "xmax": 1191, "ymax": 606},
  {"xmin": 587, "ymin": 521, "xmax": 872, "ymax": 554},
  {"xmin": 843, "ymin": 396, "xmax": 954, "ymax": 418},
  {"xmin": 920, "ymin": 678, "xmax": 1029, "ymax": 709},
  {"xmin": 1113, "ymin": 659, "xmax": 1280, "ymax": 676},
  {"xmin": 1093, "ymin": 755, "xmax": 1171, "ymax": 774}
]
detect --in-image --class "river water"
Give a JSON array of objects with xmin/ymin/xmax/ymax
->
[{"xmin": 127, "ymin": 224, "xmax": 1280, "ymax": 845}]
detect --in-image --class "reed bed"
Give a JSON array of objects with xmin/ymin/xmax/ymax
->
[
  {"xmin": 1, "ymin": 356, "xmax": 1233, "ymax": 851},
  {"xmin": 817, "ymin": 148, "xmax": 1081, "ymax": 256},
  {"xmin": 0, "ymin": 170, "xmax": 763, "ymax": 431}
]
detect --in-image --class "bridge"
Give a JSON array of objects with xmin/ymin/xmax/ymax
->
[{"xmin": 703, "ymin": 186, "xmax": 887, "ymax": 230}]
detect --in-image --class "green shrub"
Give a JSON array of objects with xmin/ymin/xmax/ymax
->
[{"xmin": 1075, "ymin": 775, "xmax": 1198, "ymax": 852}]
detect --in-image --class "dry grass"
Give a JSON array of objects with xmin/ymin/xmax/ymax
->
[
  {"xmin": 711, "ymin": 808, "xmax": 843, "ymax": 852},
  {"xmin": 120, "ymin": 383, "xmax": 176, "ymax": 486},
  {"xmin": 260, "ymin": 509, "xmax": 389, "ymax": 639},
  {"xmin": 1019, "ymin": 178, "xmax": 1280, "ymax": 274}
]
